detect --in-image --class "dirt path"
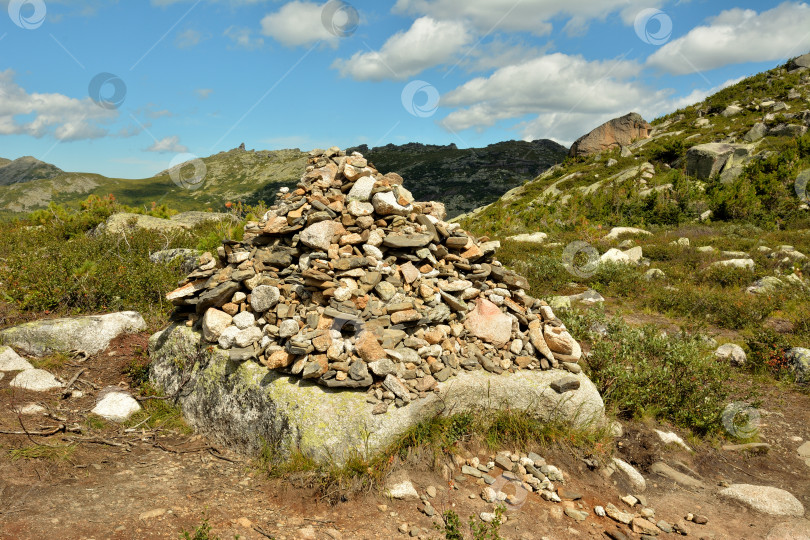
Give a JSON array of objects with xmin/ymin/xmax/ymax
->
[{"xmin": 2, "ymin": 333, "xmax": 810, "ymax": 540}]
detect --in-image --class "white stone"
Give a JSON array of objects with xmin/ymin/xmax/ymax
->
[
  {"xmin": 654, "ymin": 429, "xmax": 692, "ymax": 451},
  {"xmin": 347, "ymin": 200, "xmax": 374, "ymax": 217},
  {"xmin": 0, "ymin": 346, "xmax": 34, "ymax": 371},
  {"xmin": 600, "ymin": 248, "xmax": 631, "ymax": 264},
  {"xmin": 17, "ymin": 403, "xmax": 46, "ymax": 415},
  {"xmin": 10, "ymin": 369, "xmax": 63, "ymax": 392},
  {"xmin": 715, "ymin": 343, "xmax": 746, "ymax": 367},
  {"xmin": 362, "ymin": 244, "xmax": 384, "ymax": 260},
  {"xmin": 710, "ymin": 258, "xmax": 755, "ymax": 270},
  {"xmin": 506, "ymin": 232, "xmax": 548, "ymax": 244},
  {"xmin": 202, "ymin": 308, "xmax": 233, "ymax": 342},
  {"xmin": 386, "ymin": 479, "xmax": 419, "ymax": 500},
  {"xmin": 92, "ymin": 391, "xmax": 142, "ymax": 422},
  {"xmin": 719, "ymin": 484, "xmax": 804, "ymax": 517},
  {"xmin": 612, "ymin": 457, "xmax": 647, "ymax": 492},
  {"xmin": 604, "ymin": 227, "xmax": 651, "ymax": 240},
  {"xmin": 218, "ymin": 325, "xmax": 240, "ymax": 349},
  {"xmin": 234, "ymin": 326, "xmax": 262, "ymax": 348},
  {"xmin": 0, "ymin": 311, "xmax": 146, "ymax": 357},
  {"xmin": 232, "ymin": 311, "xmax": 256, "ymax": 330},
  {"xmin": 371, "ymin": 191, "xmax": 412, "ymax": 216},
  {"xmin": 346, "ymin": 176, "xmax": 376, "ymax": 202},
  {"xmin": 250, "ymin": 285, "xmax": 281, "ymax": 313}
]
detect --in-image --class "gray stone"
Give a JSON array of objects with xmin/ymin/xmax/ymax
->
[
  {"xmin": 766, "ymin": 519, "xmax": 810, "ymax": 539},
  {"xmin": 604, "ymin": 227, "xmax": 651, "ymax": 240},
  {"xmin": 715, "ymin": 343, "xmax": 746, "ymax": 367},
  {"xmin": 719, "ymin": 484, "xmax": 804, "ymax": 516},
  {"xmin": 786, "ymin": 348, "xmax": 810, "ymax": 383},
  {"xmin": 346, "ymin": 176, "xmax": 376, "ymax": 202},
  {"xmin": 744, "ymin": 122, "xmax": 769, "ymax": 142},
  {"xmin": 202, "ymin": 309, "xmax": 232, "ymax": 343},
  {"xmin": 686, "ymin": 143, "xmax": 752, "ymax": 181},
  {"xmin": 278, "ymin": 319, "xmax": 299, "ymax": 339},
  {"xmin": 170, "ymin": 211, "xmax": 234, "ymax": 228},
  {"xmin": 369, "ymin": 358, "xmax": 397, "ymax": 377},
  {"xmin": 149, "ymin": 248, "xmax": 201, "ymax": 273},
  {"xmin": 650, "ymin": 462, "xmax": 705, "ymax": 489},
  {"xmin": 10, "ymin": 369, "xmax": 62, "ymax": 392},
  {"xmin": 91, "ymin": 390, "xmax": 142, "ymax": 422},
  {"xmin": 300, "ymin": 220, "xmax": 343, "ymax": 251},
  {"xmin": 148, "ymin": 324, "xmax": 605, "ymax": 464},
  {"xmin": 0, "ymin": 311, "xmax": 146, "ymax": 357},
  {"xmin": 0, "ymin": 346, "xmax": 34, "ymax": 371},
  {"xmin": 644, "ymin": 268, "xmax": 665, "ymax": 281},
  {"xmin": 383, "ymin": 233, "xmax": 432, "ymax": 249},
  {"xmin": 250, "ymin": 285, "xmax": 280, "ymax": 313},
  {"xmin": 550, "ymin": 377, "xmax": 580, "ymax": 393},
  {"xmin": 710, "ymin": 258, "xmax": 754, "ymax": 270},
  {"xmin": 506, "ymin": 232, "xmax": 547, "ymax": 244},
  {"xmin": 612, "ymin": 457, "xmax": 647, "ymax": 492},
  {"xmin": 99, "ymin": 213, "xmax": 189, "ymax": 235}
]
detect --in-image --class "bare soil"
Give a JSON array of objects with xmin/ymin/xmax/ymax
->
[{"xmin": 1, "ymin": 332, "xmax": 810, "ymax": 540}]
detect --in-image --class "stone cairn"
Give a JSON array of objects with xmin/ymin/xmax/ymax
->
[{"xmin": 166, "ymin": 147, "xmax": 583, "ymax": 413}]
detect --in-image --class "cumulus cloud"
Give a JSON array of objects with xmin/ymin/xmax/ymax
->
[
  {"xmin": 392, "ymin": 0, "xmax": 664, "ymax": 36},
  {"xmin": 145, "ymin": 136, "xmax": 188, "ymax": 153},
  {"xmin": 224, "ymin": 26, "xmax": 264, "ymax": 49},
  {"xmin": 441, "ymin": 53, "xmax": 652, "ymax": 136},
  {"xmin": 647, "ymin": 2, "xmax": 810, "ymax": 75},
  {"xmin": 0, "ymin": 69, "xmax": 117, "ymax": 141},
  {"xmin": 332, "ymin": 17, "xmax": 472, "ymax": 81},
  {"xmin": 261, "ymin": 1, "xmax": 341, "ymax": 47}
]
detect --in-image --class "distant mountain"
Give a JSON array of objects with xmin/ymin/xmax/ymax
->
[
  {"xmin": 0, "ymin": 156, "xmax": 64, "ymax": 186},
  {"xmin": 0, "ymin": 139, "xmax": 568, "ymax": 218},
  {"xmin": 347, "ymin": 140, "xmax": 568, "ymax": 218}
]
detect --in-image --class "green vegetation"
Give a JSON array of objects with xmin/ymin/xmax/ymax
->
[
  {"xmin": 436, "ymin": 505, "xmax": 505, "ymax": 540},
  {"xmin": 179, "ymin": 517, "xmax": 242, "ymax": 540},
  {"xmin": 8, "ymin": 443, "xmax": 76, "ymax": 461}
]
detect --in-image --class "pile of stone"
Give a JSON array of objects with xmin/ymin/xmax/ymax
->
[{"xmin": 166, "ymin": 147, "xmax": 583, "ymax": 410}]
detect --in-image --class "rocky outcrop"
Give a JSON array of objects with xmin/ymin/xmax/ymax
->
[
  {"xmin": 0, "ymin": 311, "xmax": 146, "ymax": 356},
  {"xmin": 685, "ymin": 143, "xmax": 755, "ymax": 181},
  {"xmin": 149, "ymin": 323, "xmax": 604, "ymax": 464},
  {"xmin": 788, "ymin": 52, "xmax": 810, "ymax": 70},
  {"xmin": 568, "ymin": 113, "xmax": 652, "ymax": 157}
]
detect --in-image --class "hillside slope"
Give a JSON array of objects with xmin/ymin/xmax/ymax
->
[
  {"xmin": 459, "ymin": 58, "xmax": 810, "ymax": 236},
  {"xmin": 0, "ymin": 156, "xmax": 64, "ymax": 187},
  {"xmin": 348, "ymin": 139, "xmax": 567, "ymax": 218}
]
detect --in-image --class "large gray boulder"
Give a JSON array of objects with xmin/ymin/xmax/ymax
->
[
  {"xmin": 99, "ymin": 213, "xmax": 189, "ymax": 235},
  {"xmin": 686, "ymin": 143, "xmax": 754, "ymax": 181},
  {"xmin": 788, "ymin": 52, "xmax": 810, "ymax": 70},
  {"xmin": 170, "ymin": 211, "xmax": 234, "ymax": 228},
  {"xmin": 569, "ymin": 113, "xmax": 652, "ymax": 157},
  {"xmin": 0, "ymin": 311, "xmax": 146, "ymax": 356},
  {"xmin": 718, "ymin": 484, "xmax": 804, "ymax": 516},
  {"xmin": 148, "ymin": 324, "xmax": 606, "ymax": 464}
]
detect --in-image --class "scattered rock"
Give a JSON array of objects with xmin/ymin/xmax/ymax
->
[
  {"xmin": 569, "ymin": 113, "xmax": 652, "ymax": 157},
  {"xmin": 91, "ymin": 390, "xmax": 142, "ymax": 422},
  {"xmin": 650, "ymin": 462, "xmax": 705, "ymax": 489},
  {"xmin": 612, "ymin": 457, "xmax": 646, "ymax": 492},
  {"xmin": 506, "ymin": 232, "xmax": 547, "ymax": 244},
  {"xmin": 9, "ymin": 369, "xmax": 63, "ymax": 392},
  {"xmin": 0, "ymin": 346, "xmax": 34, "ymax": 371},
  {"xmin": 715, "ymin": 343, "xmax": 746, "ymax": 367}
]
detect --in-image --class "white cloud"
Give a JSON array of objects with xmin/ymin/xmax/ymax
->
[
  {"xmin": 261, "ymin": 1, "xmax": 341, "ymax": 47},
  {"xmin": 224, "ymin": 26, "xmax": 264, "ymax": 49},
  {"xmin": 647, "ymin": 2, "xmax": 810, "ymax": 75},
  {"xmin": 145, "ymin": 136, "xmax": 189, "ymax": 153},
  {"xmin": 176, "ymin": 28, "xmax": 204, "ymax": 49},
  {"xmin": 195, "ymin": 88, "xmax": 214, "ymax": 100},
  {"xmin": 0, "ymin": 69, "xmax": 117, "ymax": 141},
  {"xmin": 392, "ymin": 0, "xmax": 664, "ymax": 36},
  {"xmin": 332, "ymin": 17, "xmax": 472, "ymax": 81}
]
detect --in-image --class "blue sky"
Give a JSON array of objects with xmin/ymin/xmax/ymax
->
[{"xmin": 1, "ymin": 0, "xmax": 809, "ymax": 178}]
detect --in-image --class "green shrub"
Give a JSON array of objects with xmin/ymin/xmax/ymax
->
[{"xmin": 567, "ymin": 310, "xmax": 730, "ymax": 434}]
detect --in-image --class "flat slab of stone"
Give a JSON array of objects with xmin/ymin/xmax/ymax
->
[
  {"xmin": 10, "ymin": 369, "xmax": 63, "ymax": 392},
  {"xmin": 719, "ymin": 484, "xmax": 804, "ymax": 517},
  {"xmin": 0, "ymin": 346, "xmax": 34, "ymax": 371},
  {"xmin": 650, "ymin": 462, "xmax": 705, "ymax": 489},
  {"xmin": 766, "ymin": 519, "xmax": 810, "ymax": 539},
  {"xmin": 148, "ymin": 324, "xmax": 605, "ymax": 464},
  {"xmin": 0, "ymin": 311, "xmax": 146, "ymax": 357},
  {"xmin": 612, "ymin": 457, "xmax": 646, "ymax": 492},
  {"xmin": 92, "ymin": 391, "xmax": 142, "ymax": 422},
  {"xmin": 100, "ymin": 213, "xmax": 190, "ymax": 235},
  {"xmin": 506, "ymin": 232, "xmax": 547, "ymax": 244}
]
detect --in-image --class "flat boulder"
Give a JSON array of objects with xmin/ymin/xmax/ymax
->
[
  {"xmin": 719, "ymin": 484, "xmax": 804, "ymax": 517},
  {"xmin": 148, "ymin": 323, "xmax": 605, "ymax": 464},
  {"xmin": 0, "ymin": 311, "xmax": 146, "ymax": 357},
  {"xmin": 686, "ymin": 143, "xmax": 753, "ymax": 181},
  {"xmin": 569, "ymin": 113, "xmax": 652, "ymax": 157},
  {"xmin": 170, "ymin": 211, "xmax": 233, "ymax": 228},
  {"xmin": 98, "ymin": 213, "xmax": 189, "ymax": 235},
  {"xmin": 0, "ymin": 346, "xmax": 34, "ymax": 371},
  {"xmin": 10, "ymin": 369, "xmax": 62, "ymax": 392},
  {"xmin": 92, "ymin": 390, "xmax": 142, "ymax": 422}
]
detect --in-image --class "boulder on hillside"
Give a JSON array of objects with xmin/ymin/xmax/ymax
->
[
  {"xmin": 568, "ymin": 113, "xmax": 652, "ymax": 157},
  {"xmin": 0, "ymin": 311, "xmax": 146, "ymax": 356},
  {"xmin": 98, "ymin": 213, "xmax": 189, "ymax": 235},
  {"xmin": 170, "ymin": 211, "xmax": 235, "ymax": 228},
  {"xmin": 686, "ymin": 143, "xmax": 754, "ymax": 181},
  {"xmin": 788, "ymin": 52, "xmax": 810, "ymax": 71}
]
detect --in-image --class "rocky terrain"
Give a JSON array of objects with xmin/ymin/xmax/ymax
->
[{"xmin": 2, "ymin": 54, "xmax": 810, "ymax": 540}]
